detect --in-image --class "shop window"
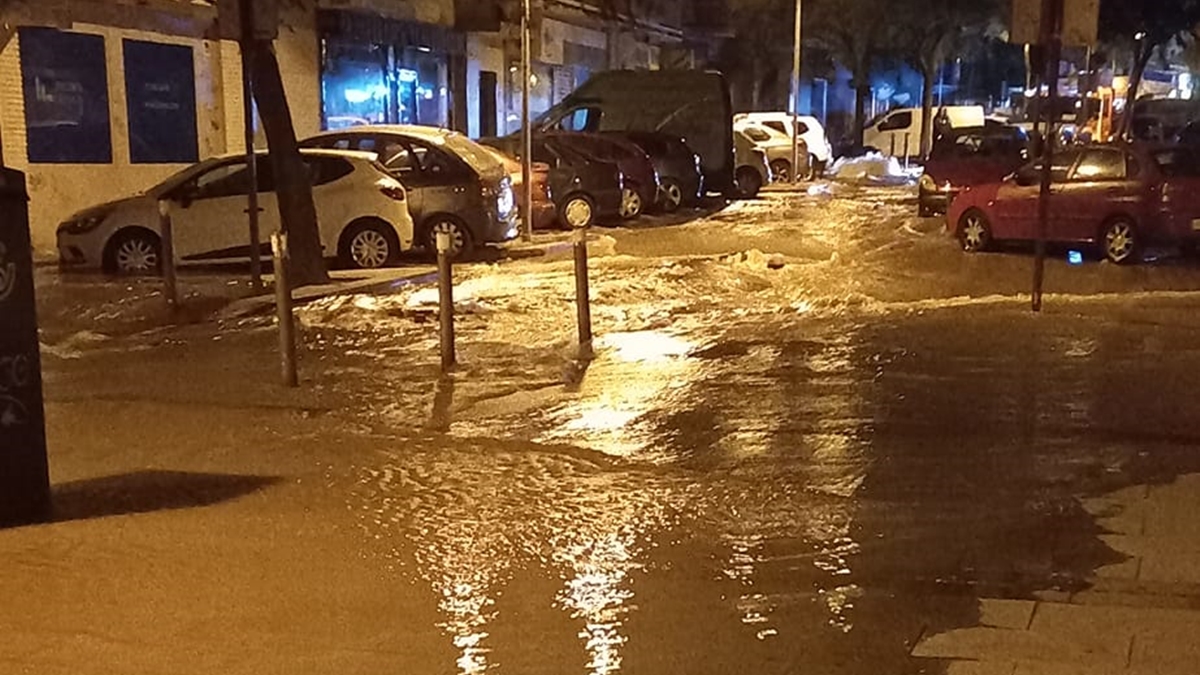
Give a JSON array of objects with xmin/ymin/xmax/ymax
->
[
  {"xmin": 19, "ymin": 28, "xmax": 112, "ymax": 164},
  {"xmin": 321, "ymin": 41, "xmax": 449, "ymax": 130},
  {"xmin": 123, "ymin": 40, "xmax": 198, "ymax": 164}
]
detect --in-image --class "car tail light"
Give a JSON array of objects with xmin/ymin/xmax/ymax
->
[{"xmin": 380, "ymin": 184, "xmax": 406, "ymax": 201}]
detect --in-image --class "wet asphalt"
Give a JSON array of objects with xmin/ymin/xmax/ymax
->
[{"xmin": 28, "ymin": 183, "xmax": 1200, "ymax": 674}]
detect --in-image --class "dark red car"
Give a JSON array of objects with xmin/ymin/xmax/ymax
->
[
  {"xmin": 947, "ymin": 144, "xmax": 1200, "ymax": 264},
  {"xmin": 919, "ymin": 124, "xmax": 1031, "ymax": 216},
  {"xmin": 542, "ymin": 132, "xmax": 658, "ymax": 219}
]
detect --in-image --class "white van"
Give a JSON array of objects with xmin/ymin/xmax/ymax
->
[
  {"xmin": 862, "ymin": 105, "xmax": 984, "ymax": 158},
  {"xmin": 734, "ymin": 112, "xmax": 833, "ymax": 167}
]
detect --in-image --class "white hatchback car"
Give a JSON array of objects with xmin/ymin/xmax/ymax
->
[
  {"xmin": 734, "ymin": 112, "xmax": 834, "ymax": 172},
  {"xmin": 57, "ymin": 149, "xmax": 414, "ymax": 274},
  {"xmin": 737, "ymin": 123, "xmax": 809, "ymax": 183}
]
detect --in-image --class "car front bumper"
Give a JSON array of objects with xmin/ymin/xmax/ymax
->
[
  {"xmin": 57, "ymin": 231, "xmax": 98, "ymax": 269},
  {"xmin": 918, "ymin": 188, "xmax": 959, "ymax": 215}
]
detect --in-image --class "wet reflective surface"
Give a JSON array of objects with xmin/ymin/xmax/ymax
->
[{"xmin": 20, "ymin": 186, "xmax": 1200, "ymax": 674}]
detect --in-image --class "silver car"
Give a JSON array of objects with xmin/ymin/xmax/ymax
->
[{"xmin": 302, "ymin": 125, "xmax": 518, "ymax": 257}]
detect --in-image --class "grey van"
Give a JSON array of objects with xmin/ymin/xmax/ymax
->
[{"xmin": 302, "ymin": 125, "xmax": 517, "ymax": 256}]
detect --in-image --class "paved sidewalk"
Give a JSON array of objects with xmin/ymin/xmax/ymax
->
[{"xmin": 913, "ymin": 474, "xmax": 1200, "ymax": 675}]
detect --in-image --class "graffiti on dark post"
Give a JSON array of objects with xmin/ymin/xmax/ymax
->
[
  {"xmin": 0, "ymin": 354, "xmax": 32, "ymax": 428},
  {"xmin": 0, "ymin": 242, "xmax": 15, "ymax": 303}
]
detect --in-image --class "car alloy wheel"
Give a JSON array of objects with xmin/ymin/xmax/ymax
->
[
  {"xmin": 770, "ymin": 159, "xmax": 792, "ymax": 183},
  {"xmin": 563, "ymin": 195, "xmax": 594, "ymax": 229},
  {"xmin": 958, "ymin": 210, "xmax": 991, "ymax": 253},
  {"xmin": 660, "ymin": 179, "xmax": 683, "ymax": 212},
  {"xmin": 349, "ymin": 228, "xmax": 391, "ymax": 269},
  {"xmin": 735, "ymin": 167, "xmax": 763, "ymax": 199},
  {"xmin": 113, "ymin": 233, "xmax": 160, "ymax": 275},
  {"xmin": 620, "ymin": 188, "xmax": 643, "ymax": 219},
  {"xmin": 1103, "ymin": 219, "xmax": 1138, "ymax": 264},
  {"xmin": 427, "ymin": 219, "xmax": 470, "ymax": 257}
]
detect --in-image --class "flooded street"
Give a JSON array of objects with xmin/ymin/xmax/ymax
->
[{"xmin": 14, "ymin": 184, "xmax": 1200, "ymax": 674}]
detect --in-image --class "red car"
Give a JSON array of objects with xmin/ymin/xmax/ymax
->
[
  {"xmin": 919, "ymin": 124, "xmax": 1031, "ymax": 217},
  {"xmin": 947, "ymin": 144, "xmax": 1200, "ymax": 264},
  {"xmin": 542, "ymin": 131, "xmax": 659, "ymax": 219}
]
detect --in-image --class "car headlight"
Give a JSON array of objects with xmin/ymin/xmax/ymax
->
[{"xmin": 59, "ymin": 212, "xmax": 109, "ymax": 234}]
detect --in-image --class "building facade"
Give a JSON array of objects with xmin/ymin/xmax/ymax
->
[{"xmin": 0, "ymin": 0, "xmax": 718, "ymax": 254}]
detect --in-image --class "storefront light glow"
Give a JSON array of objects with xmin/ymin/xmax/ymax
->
[{"xmin": 343, "ymin": 84, "xmax": 389, "ymax": 103}]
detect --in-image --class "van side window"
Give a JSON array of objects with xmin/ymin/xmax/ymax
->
[
  {"xmin": 879, "ymin": 111, "xmax": 912, "ymax": 132},
  {"xmin": 764, "ymin": 121, "xmax": 788, "ymax": 135},
  {"xmin": 560, "ymin": 107, "xmax": 602, "ymax": 132}
]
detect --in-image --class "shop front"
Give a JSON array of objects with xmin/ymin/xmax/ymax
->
[{"xmin": 318, "ymin": 10, "xmax": 466, "ymax": 130}]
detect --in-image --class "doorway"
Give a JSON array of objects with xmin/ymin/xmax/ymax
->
[{"xmin": 478, "ymin": 70, "xmax": 497, "ymax": 138}]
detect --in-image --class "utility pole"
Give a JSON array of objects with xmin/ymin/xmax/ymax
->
[
  {"xmin": 520, "ymin": 0, "xmax": 534, "ymax": 242},
  {"xmin": 240, "ymin": 0, "xmax": 264, "ymax": 291},
  {"xmin": 1032, "ymin": 0, "xmax": 1064, "ymax": 313},
  {"xmin": 790, "ymin": 0, "xmax": 802, "ymax": 183}
]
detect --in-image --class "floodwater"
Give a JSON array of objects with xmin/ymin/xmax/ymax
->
[{"xmin": 20, "ymin": 185, "xmax": 1200, "ymax": 674}]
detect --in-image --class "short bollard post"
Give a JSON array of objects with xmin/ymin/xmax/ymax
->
[
  {"xmin": 271, "ymin": 232, "xmax": 298, "ymax": 388},
  {"xmin": 436, "ymin": 231, "xmax": 456, "ymax": 370},
  {"xmin": 158, "ymin": 200, "xmax": 178, "ymax": 312},
  {"xmin": 573, "ymin": 226, "xmax": 594, "ymax": 360},
  {"xmin": 889, "ymin": 135, "xmax": 896, "ymax": 157},
  {"xmin": 903, "ymin": 134, "xmax": 911, "ymax": 169}
]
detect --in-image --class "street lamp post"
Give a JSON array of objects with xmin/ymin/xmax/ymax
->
[
  {"xmin": 520, "ymin": 0, "xmax": 534, "ymax": 242},
  {"xmin": 790, "ymin": 0, "xmax": 802, "ymax": 183}
]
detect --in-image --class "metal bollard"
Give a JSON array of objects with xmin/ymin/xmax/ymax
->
[
  {"xmin": 271, "ymin": 232, "xmax": 298, "ymax": 387},
  {"xmin": 158, "ymin": 200, "xmax": 178, "ymax": 312},
  {"xmin": 573, "ymin": 226, "xmax": 594, "ymax": 360},
  {"xmin": 889, "ymin": 135, "xmax": 896, "ymax": 157},
  {"xmin": 903, "ymin": 134, "xmax": 911, "ymax": 170},
  {"xmin": 436, "ymin": 231, "xmax": 456, "ymax": 370}
]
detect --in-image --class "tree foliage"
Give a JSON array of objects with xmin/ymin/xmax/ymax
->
[{"xmin": 1097, "ymin": 0, "xmax": 1200, "ymax": 135}]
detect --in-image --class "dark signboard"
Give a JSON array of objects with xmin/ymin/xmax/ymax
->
[
  {"xmin": 0, "ymin": 169, "xmax": 51, "ymax": 526},
  {"xmin": 124, "ymin": 40, "xmax": 199, "ymax": 164},
  {"xmin": 19, "ymin": 28, "xmax": 113, "ymax": 164}
]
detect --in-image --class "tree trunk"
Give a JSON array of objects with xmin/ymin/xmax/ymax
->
[
  {"xmin": 1120, "ymin": 44, "xmax": 1154, "ymax": 141},
  {"xmin": 853, "ymin": 50, "xmax": 870, "ymax": 150},
  {"xmin": 920, "ymin": 61, "xmax": 936, "ymax": 158},
  {"xmin": 245, "ymin": 39, "xmax": 329, "ymax": 287}
]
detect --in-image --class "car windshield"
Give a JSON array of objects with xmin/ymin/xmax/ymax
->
[{"xmin": 144, "ymin": 157, "xmax": 225, "ymax": 196}]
